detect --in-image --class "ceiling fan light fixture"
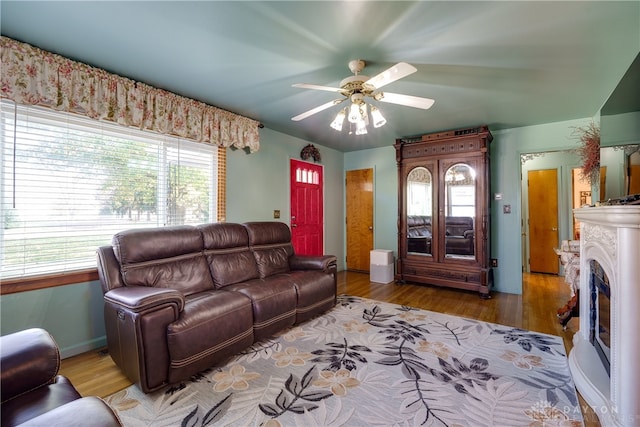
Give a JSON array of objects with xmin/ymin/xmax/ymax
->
[
  {"xmin": 370, "ymin": 105, "xmax": 386, "ymax": 128},
  {"xmin": 292, "ymin": 59, "xmax": 434, "ymax": 135},
  {"xmin": 355, "ymin": 119, "xmax": 368, "ymax": 135},
  {"xmin": 348, "ymin": 102, "xmax": 361, "ymax": 123},
  {"xmin": 360, "ymin": 103, "xmax": 369, "ymax": 124},
  {"xmin": 330, "ymin": 108, "xmax": 346, "ymax": 131}
]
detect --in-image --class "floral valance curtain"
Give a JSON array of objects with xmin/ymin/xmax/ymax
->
[{"xmin": 0, "ymin": 36, "xmax": 260, "ymax": 152}]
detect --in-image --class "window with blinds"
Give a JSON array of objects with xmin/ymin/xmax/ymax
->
[{"xmin": 0, "ymin": 100, "xmax": 219, "ymax": 280}]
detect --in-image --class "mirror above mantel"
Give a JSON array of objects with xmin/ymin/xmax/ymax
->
[{"xmin": 599, "ymin": 52, "xmax": 640, "ymax": 201}]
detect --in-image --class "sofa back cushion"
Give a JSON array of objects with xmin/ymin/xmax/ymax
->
[
  {"xmin": 407, "ymin": 215, "xmax": 431, "ymax": 238},
  {"xmin": 243, "ymin": 222, "xmax": 294, "ymax": 278},
  {"xmin": 112, "ymin": 225, "xmax": 214, "ymax": 296},
  {"xmin": 198, "ymin": 223, "xmax": 260, "ymax": 288},
  {"xmin": 445, "ymin": 216, "xmax": 474, "ymax": 237}
]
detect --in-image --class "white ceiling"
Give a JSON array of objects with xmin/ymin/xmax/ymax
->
[{"xmin": 1, "ymin": 1, "xmax": 639, "ymax": 152}]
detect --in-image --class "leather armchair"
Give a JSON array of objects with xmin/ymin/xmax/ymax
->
[
  {"xmin": 1, "ymin": 328, "xmax": 122, "ymax": 427},
  {"xmin": 445, "ymin": 216, "xmax": 475, "ymax": 255}
]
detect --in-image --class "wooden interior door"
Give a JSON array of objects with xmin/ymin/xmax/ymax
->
[
  {"xmin": 629, "ymin": 165, "xmax": 640, "ymax": 194},
  {"xmin": 290, "ymin": 159, "xmax": 323, "ymax": 255},
  {"xmin": 346, "ymin": 168, "xmax": 373, "ymax": 272},
  {"xmin": 528, "ymin": 169, "xmax": 559, "ymax": 274}
]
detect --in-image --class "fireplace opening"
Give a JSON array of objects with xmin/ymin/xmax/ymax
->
[{"xmin": 589, "ymin": 259, "xmax": 611, "ymax": 375}]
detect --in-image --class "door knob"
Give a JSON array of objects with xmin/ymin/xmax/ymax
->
[
  {"xmin": 369, "ymin": 226, "xmax": 373, "ymax": 230},
  {"xmin": 552, "ymin": 227, "xmax": 558, "ymax": 231}
]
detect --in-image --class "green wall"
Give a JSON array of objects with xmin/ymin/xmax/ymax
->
[
  {"xmin": 343, "ymin": 145, "xmax": 398, "ymax": 259},
  {"xmin": 490, "ymin": 118, "xmax": 592, "ymax": 293},
  {"xmin": 0, "ymin": 281, "xmax": 106, "ymax": 358},
  {"xmin": 226, "ymin": 127, "xmax": 345, "ymax": 270},
  {"xmin": 601, "ymin": 111, "xmax": 640, "ymax": 147}
]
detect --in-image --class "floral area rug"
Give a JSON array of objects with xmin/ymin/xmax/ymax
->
[{"xmin": 106, "ymin": 295, "xmax": 584, "ymax": 426}]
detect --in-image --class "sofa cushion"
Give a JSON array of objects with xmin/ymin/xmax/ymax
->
[
  {"xmin": 243, "ymin": 221, "xmax": 292, "ymax": 246},
  {"xmin": 119, "ymin": 255, "xmax": 214, "ymax": 296},
  {"xmin": 14, "ymin": 396, "xmax": 122, "ymax": 427},
  {"xmin": 199, "ymin": 222, "xmax": 250, "ymax": 249},
  {"xmin": 225, "ymin": 277, "xmax": 297, "ymax": 341},
  {"xmin": 1, "ymin": 376, "xmax": 82, "ymax": 427},
  {"xmin": 408, "ymin": 228, "xmax": 431, "ymax": 238},
  {"xmin": 167, "ymin": 290, "xmax": 254, "ymax": 378},
  {"xmin": 0, "ymin": 328, "xmax": 60, "ymax": 403},
  {"xmin": 112, "ymin": 226, "xmax": 214, "ymax": 296},
  {"xmin": 407, "ymin": 215, "xmax": 432, "ymax": 238},
  {"xmin": 113, "ymin": 226, "xmax": 202, "ymax": 264},
  {"xmin": 445, "ymin": 236, "xmax": 475, "ymax": 256},
  {"xmin": 244, "ymin": 222, "xmax": 294, "ymax": 278},
  {"xmin": 285, "ymin": 270, "xmax": 336, "ymax": 323},
  {"xmin": 208, "ymin": 250, "xmax": 261, "ymax": 288},
  {"xmin": 252, "ymin": 247, "xmax": 290, "ymax": 278},
  {"xmin": 445, "ymin": 216, "xmax": 474, "ymax": 237},
  {"xmin": 198, "ymin": 223, "xmax": 260, "ymax": 288}
]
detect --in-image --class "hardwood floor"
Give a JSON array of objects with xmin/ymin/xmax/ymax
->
[{"xmin": 60, "ymin": 271, "xmax": 599, "ymax": 425}]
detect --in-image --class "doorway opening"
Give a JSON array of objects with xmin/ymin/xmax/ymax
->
[{"xmin": 520, "ymin": 150, "xmax": 581, "ymax": 274}]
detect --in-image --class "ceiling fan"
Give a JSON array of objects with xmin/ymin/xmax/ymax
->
[{"xmin": 291, "ymin": 59, "xmax": 434, "ymax": 134}]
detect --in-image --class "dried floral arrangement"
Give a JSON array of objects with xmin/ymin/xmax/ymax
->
[
  {"xmin": 300, "ymin": 144, "xmax": 321, "ymax": 162},
  {"xmin": 572, "ymin": 121, "xmax": 600, "ymax": 185}
]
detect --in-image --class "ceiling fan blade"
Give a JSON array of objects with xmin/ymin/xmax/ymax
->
[
  {"xmin": 291, "ymin": 98, "xmax": 345, "ymax": 121},
  {"xmin": 377, "ymin": 92, "xmax": 435, "ymax": 110},
  {"xmin": 292, "ymin": 83, "xmax": 342, "ymax": 93},
  {"xmin": 363, "ymin": 62, "xmax": 417, "ymax": 90}
]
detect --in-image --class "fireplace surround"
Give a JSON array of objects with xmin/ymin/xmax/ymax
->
[{"xmin": 570, "ymin": 206, "xmax": 640, "ymax": 426}]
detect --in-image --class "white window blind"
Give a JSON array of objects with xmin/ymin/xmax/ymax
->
[{"xmin": 0, "ymin": 100, "xmax": 218, "ymax": 279}]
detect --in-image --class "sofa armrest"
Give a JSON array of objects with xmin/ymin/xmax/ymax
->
[
  {"xmin": 463, "ymin": 230, "xmax": 474, "ymax": 239},
  {"xmin": 104, "ymin": 287, "xmax": 185, "ymax": 313},
  {"xmin": 290, "ymin": 255, "xmax": 337, "ymax": 274},
  {"xmin": 103, "ymin": 287, "xmax": 184, "ymax": 392},
  {"xmin": 97, "ymin": 245, "xmax": 126, "ymax": 293},
  {"xmin": 0, "ymin": 328, "xmax": 59, "ymax": 403}
]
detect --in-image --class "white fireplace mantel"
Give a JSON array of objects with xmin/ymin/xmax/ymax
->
[{"xmin": 570, "ymin": 206, "xmax": 640, "ymax": 427}]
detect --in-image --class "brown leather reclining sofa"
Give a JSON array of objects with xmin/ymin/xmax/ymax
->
[{"xmin": 96, "ymin": 221, "xmax": 337, "ymax": 393}]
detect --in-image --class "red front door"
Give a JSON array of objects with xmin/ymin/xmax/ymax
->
[{"xmin": 290, "ymin": 159, "xmax": 324, "ymax": 255}]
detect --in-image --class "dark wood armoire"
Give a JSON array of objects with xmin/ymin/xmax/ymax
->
[{"xmin": 395, "ymin": 125, "xmax": 493, "ymax": 297}]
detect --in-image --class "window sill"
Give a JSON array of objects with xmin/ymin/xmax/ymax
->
[{"xmin": 0, "ymin": 269, "xmax": 99, "ymax": 295}]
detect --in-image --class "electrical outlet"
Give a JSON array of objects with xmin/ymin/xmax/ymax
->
[
  {"xmin": 491, "ymin": 258, "xmax": 498, "ymax": 267},
  {"xmin": 273, "ymin": 210, "xmax": 280, "ymax": 219}
]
